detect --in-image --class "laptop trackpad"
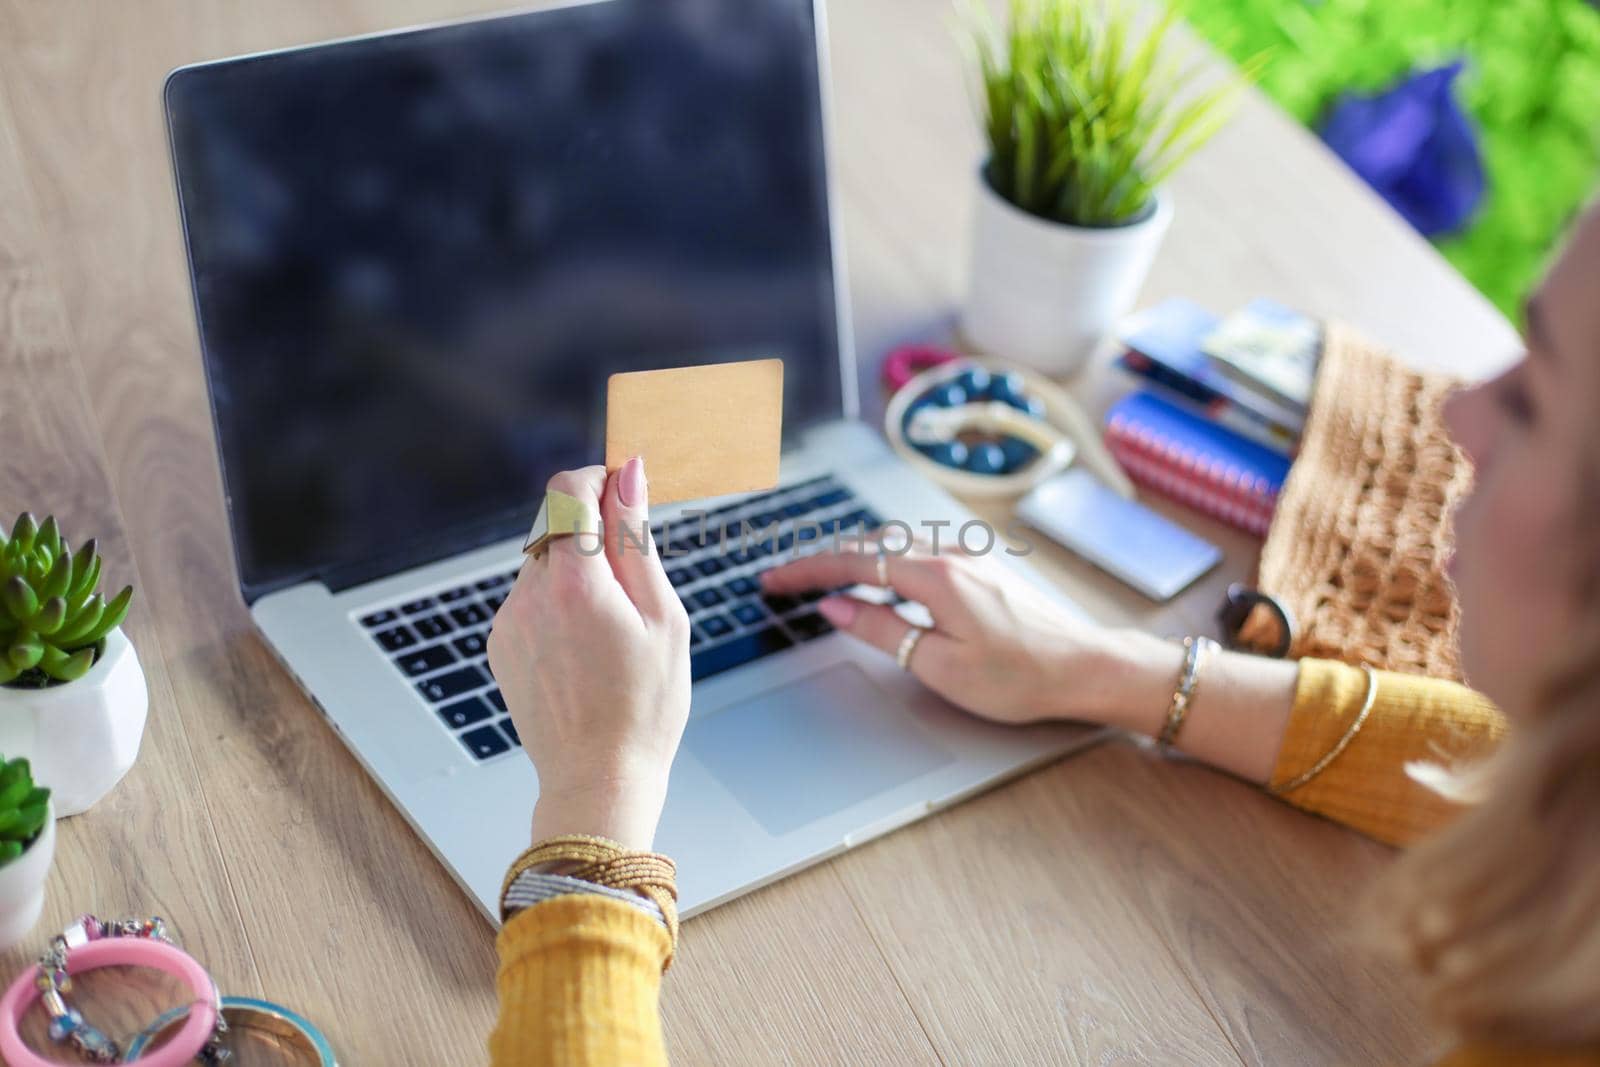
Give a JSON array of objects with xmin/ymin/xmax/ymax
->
[{"xmin": 686, "ymin": 662, "xmax": 955, "ymax": 837}]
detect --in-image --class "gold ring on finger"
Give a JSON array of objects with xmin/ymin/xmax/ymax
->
[
  {"xmin": 895, "ymin": 624, "xmax": 926, "ymax": 671},
  {"xmin": 522, "ymin": 489, "xmax": 601, "ymax": 559}
]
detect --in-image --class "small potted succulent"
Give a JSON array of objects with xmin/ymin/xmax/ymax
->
[
  {"xmin": 0, "ymin": 514, "xmax": 145, "ymax": 817},
  {"xmin": 0, "ymin": 757, "xmax": 54, "ymax": 949},
  {"xmin": 962, "ymin": 0, "xmax": 1258, "ymax": 374}
]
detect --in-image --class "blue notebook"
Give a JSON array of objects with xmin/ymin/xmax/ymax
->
[{"xmin": 1119, "ymin": 298, "xmax": 1306, "ymax": 438}]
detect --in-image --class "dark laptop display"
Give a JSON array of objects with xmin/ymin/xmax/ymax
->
[{"xmin": 165, "ymin": 0, "xmax": 843, "ymax": 601}]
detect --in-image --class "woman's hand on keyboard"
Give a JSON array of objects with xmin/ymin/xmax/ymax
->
[
  {"xmin": 759, "ymin": 538, "xmax": 1176, "ymax": 728},
  {"xmin": 487, "ymin": 458, "xmax": 692, "ymax": 849}
]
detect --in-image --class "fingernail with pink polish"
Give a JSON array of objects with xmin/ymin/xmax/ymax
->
[
  {"xmin": 817, "ymin": 596, "xmax": 857, "ymax": 627},
  {"xmin": 619, "ymin": 455, "xmax": 645, "ymax": 507}
]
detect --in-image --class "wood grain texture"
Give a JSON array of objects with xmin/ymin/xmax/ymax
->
[
  {"xmin": 830, "ymin": 749, "xmax": 1248, "ymax": 1067},
  {"xmin": 662, "ymin": 864, "xmax": 941, "ymax": 1065},
  {"xmin": 0, "ymin": 0, "xmax": 1516, "ymax": 1063},
  {"xmin": 0, "ymin": 81, "xmax": 267, "ymax": 1055}
]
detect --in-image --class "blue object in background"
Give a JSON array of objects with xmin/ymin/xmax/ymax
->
[
  {"xmin": 922, "ymin": 440, "xmax": 969, "ymax": 468},
  {"xmin": 1015, "ymin": 394, "xmax": 1047, "ymax": 420},
  {"xmin": 957, "ymin": 367, "xmax": 992, "ymax": 397},
  {"xmin": 986, "ymin": 371, "xmax": 1027, "ymax": 408},
  {"xmin": 965, "ymin": 442, "xmax": 1007, "ymax": 475},
  {"xmin": 930, "ymin": 380, "xmax": 970, "ymax": 409},
  {"xmin": 1106, "ymin": 390, "xmax": 1292, "ymax": 494},
  {"xmin": 1000, "ymin": 437, "xmax": 1038, "ymax": 471},
  {"xmin": 1319, "ymin": 62, "xmax": 1485, "ymax": 238}
]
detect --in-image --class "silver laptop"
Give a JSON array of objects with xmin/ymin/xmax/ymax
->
[{"xmin": 164, "ymin": 0, "xmax": 1101, "ymax": 918}]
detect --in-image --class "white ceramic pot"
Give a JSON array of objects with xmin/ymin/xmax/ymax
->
[
  {"xmin": 963, "ymin": 167, "xmax": 1173, "ymax": 377},
  {"xmin": 0, "ymin": 799, "xmax": 54, "ymax": 951},
  {"xmin": 0, "ymin": 628, "xmax": 148, "ymax": 817}
]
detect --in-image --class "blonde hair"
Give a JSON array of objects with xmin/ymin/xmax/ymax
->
[{"xmin": 1370, "ymin": 439, "xmax": 1600, "ymax": 1046}]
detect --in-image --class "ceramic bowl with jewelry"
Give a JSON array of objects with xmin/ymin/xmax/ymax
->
[{"xmin": 884, "ymin": 359, "xmax": 1078, "ymax": 497}]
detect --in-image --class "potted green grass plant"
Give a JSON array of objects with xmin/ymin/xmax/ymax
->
[
  {"xmin": 0, "ymin": 514, "xmax": 146, "ymax": 817},
  {"xmin": 962, "ymin": 0, "xmax": 1259, "ymax": 373},
  {"xmin": 0, "ymin": 756, "xmax": 54, "ymax": 949}
]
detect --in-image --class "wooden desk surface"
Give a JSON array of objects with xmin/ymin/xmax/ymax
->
[{"xmin": 0, "ymin": 1, "xmax": 1517, "ymax": 1063}]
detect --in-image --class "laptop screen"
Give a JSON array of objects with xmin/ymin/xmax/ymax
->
[{"xmin": 166, "ymin": 0, "xmax": 844, "ymax": 601}]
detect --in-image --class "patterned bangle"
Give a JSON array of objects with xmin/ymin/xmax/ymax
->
[
  {"xmin": 1158, "ymin": 636, "xmax": 1218, "ymax": 751},
  {"xmin": 1269, "ymin": 664, "xmax": 1379, "ymax": 796},
  {"xmin": 501, "ymin": 835, "xmax": 681, "ymax": 964},
  {"xmin": 125, "ymin": 997, "xmax": 337, "ymax": 1066},
  {"xmin": 503, "ymin": 871, "xmax": 667, "ymax": 926}
]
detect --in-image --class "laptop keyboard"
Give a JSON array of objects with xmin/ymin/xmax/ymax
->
[{"xmin": 357, "ymin": 475, "xmax": 881, "ymax": 763}]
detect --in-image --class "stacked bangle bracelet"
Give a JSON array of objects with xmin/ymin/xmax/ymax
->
[
  {"xmin": 504, "ymin": 871, "xmax": 667, "ymax": 924},
  {"xmin": 1158, "ymin": 636, "xmax": 1218, "ymax": 751},
  {"xmin": 502, "ymin": 834, "xmax": 680, "ymax": 964}
]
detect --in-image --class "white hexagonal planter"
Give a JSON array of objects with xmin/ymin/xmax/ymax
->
[
  {"xmin": 0, "ymin": 798, "xmax": 54, "ymax": 951},
  {"xmin": 964, "ymin": 166, "xmax": 1173, "ymax": 376},
  {"xmin": 0, "ymin": 628, "xmax": 148, "ymax": 817}
]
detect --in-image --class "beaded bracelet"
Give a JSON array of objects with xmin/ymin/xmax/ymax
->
[
  {"xmin": 504, "ymin": 871, "xmax": 667, "ymax": 925},
  {"xmin": 0, "ymin": 936, "xmax": 222, "ymax": 1067},
  {"xmin": 502, "ymin": 834, "xmax": 680, "ymax": 963}
]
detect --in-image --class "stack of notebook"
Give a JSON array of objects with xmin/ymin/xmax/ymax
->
[{"xmin": 1108, "ymin": 298, "xmax": 1317, "ymax": 536}]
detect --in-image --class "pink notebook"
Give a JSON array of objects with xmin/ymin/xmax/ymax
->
[{"xmin": 1103, "ymin": 390, "xmax": 1290, "ymax": 537}]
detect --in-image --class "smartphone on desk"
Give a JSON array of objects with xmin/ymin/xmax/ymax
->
[{"xmin": 1016, "ymin": 468, "xmax": 1222, "ymax": 601}]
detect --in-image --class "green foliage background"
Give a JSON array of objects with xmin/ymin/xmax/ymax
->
[{"xmin": 1182, "ymin": 0, "xmax": 1600, "ymax": 320}]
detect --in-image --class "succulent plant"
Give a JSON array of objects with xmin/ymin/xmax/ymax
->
[
  {"xmin": 0, "ymin": 513, "xmax": 133, "ymax": 687},
  {"xmin": 0, "ymin": 757, "xmax": 50, "ymax": 865}
]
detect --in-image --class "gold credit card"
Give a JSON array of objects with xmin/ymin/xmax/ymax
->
[{"xmin": 605, "ymin": 358, "xmax": 784, "ymax": 505}]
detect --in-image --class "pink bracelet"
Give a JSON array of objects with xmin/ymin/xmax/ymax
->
[{"xmin": 0, "ymin": 938, "xmax": 219, "ymax": 1067}]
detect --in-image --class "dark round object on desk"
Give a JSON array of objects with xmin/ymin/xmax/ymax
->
[
  {"xmin": 1015, "ymin": 394, "xmax": 1047, "ymax": 420},
  {"xmin": 965, "ymin": 441, "xmax": 1007, "ymax": 475},
  {"xmin": 986, "ymin": 370, "xmax": 1027, "ymax": 407},
  {"xmin": 1000, "ymin": 437, "xmax": 1039, "ymax": 472},
  {"xmin": 928, "ymin": 380, "xmax": 968, "ymax": 408},
  {"xmin": 957, "ymin": 366, "xmax": 992, "ymax": 397},
  {"xmin": 921, "ymin": 440, "xmax": 969, "ymax": 469}
]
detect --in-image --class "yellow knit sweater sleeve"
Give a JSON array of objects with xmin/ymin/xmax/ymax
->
[
  {"xmin": 489, "ymin": 894, "xmax": 671, "ymax": 1067},
  {"xmin": 1269, "ymin": 659, "xmax": 1508, "ymax": 846}
]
